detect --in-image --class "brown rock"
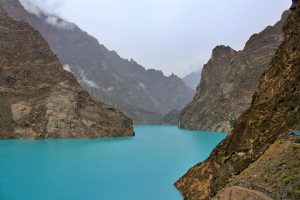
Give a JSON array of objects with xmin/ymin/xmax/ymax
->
[
  {"xmin": 0, "ymin": 9, "xmax": 134, "ymax": 139},
  {"xmin": 179, "ymin": 11, "xmax": 289, "ymax": 132},
  {"xmin": 230, "ymin": 141, "xmax": 300, "ymax": 200},
  {"xmin": 176, "ymin": 2, "xmax": 300, "ymax": 199},
  {"xmin": 0, "ymin": 0, "xmax": 195, "ymax": 124},
  {"xmin": 162, "ymin": 109, "xmax": 180, "ymax": 125}
]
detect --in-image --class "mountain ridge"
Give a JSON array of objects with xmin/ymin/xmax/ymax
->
[
  {"xmin": 0, "ymin": 7, "xmax": 134, "ymax": 139},
  {"xmin": 0, "ymin": 0, "xmax": 195, "ymax": 124},
  {"xmin": 176, "ymin": 2, "xmax": 300, "ymax": 199},
  {"xmin": 179, "ymin": 10, "xmax": 289, "ymax": 132}
]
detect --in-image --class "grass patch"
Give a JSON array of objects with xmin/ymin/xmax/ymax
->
[{"xmin": 284, "ymin": 176, "xmax": 294, "ymax": 185}]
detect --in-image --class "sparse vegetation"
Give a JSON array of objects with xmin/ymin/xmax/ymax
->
[{"xmin": 235, "ymin": 142, "xmax": 300, "ymax": 199}]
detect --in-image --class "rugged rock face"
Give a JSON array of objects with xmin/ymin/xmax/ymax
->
[
  {"xmin": 183, "ymin": 70, "xmax": 201, "ymax": 91},
  {"xmin": 219, "ymin": 140, "xmax": 300, "ymax": 200},
  {"xmin": 162, "ymin": 110, "xmax": 180, "ymax": 125},
  {"xmin": 180, "ymin": 11, "xmax": 289, "ymax": 132},
  {"xmin": 176, "ymin": 2, "xmax": 300, "ymax": 200},
  {"xmin": 0, "ymin": 8, "xmax": 134, "ymax": 139},
  {"xmin": 0, "ymin": 0, "xmax": 195, "ymax": 124}
]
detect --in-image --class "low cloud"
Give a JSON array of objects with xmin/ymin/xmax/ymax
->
[
  {"xmin": 19, "ymin": 0, "xmax": 42, "ymax": 16},
  {"xmin": 78, "ymin": 69, "xmax": 100, "ymax": 89},
  {"xmin": 46, "ymin": 15, "xmax": 75, "ymax": 30},
  {"xmin": 20, "ymin": 0, "xmax": 63, "ymax": 16},
  {"xmin": 20, "ymin": 0, "xmax": 74, "ymax": 30}
]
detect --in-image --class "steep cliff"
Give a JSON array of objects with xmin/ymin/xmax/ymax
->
[
  {"xmin": 180, "ymin": 11, "xmax": 289, "ymax": 132},
  {"xmin": 0, "ymin": 0, "xmax": 195, "ymax": 124},
  {"xmin": 0, "ymin": 8, "xmax": 134, "ymax": 139},
  {"xmin": 176, "ymin": 2, "xmax": 300, "ymax": 199},
  {"xmin": 162, "ymin": 110, "xmax": 180, "ymax": 125}
]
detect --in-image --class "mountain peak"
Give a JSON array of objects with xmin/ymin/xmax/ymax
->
[
  {"xmin": 180, "ymin": 9, "xmax": 286, "ymax": 132},
  {"xmin": 0, "ymin": 0, "xmax": 194, "ymax": 124},
  {"xmin": 0, "ymin": 8, "xmax": 134, "ymax": 139}
]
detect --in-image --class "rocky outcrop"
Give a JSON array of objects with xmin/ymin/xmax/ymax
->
[
  {"xmin": 222, "ymin": 141, "xmax": 300, "ymax": 200},
  {"xmin": 0, "ymin": 8, "xmax": 134, "ymax": 139},
  {"xmin": 0, "ymin": 0, "xmax": 195, "ymax": 124},
  {"xmin": 179, "ymin": 11, "xmax": 289, "ymax": 132},
  {"xmin": 176, "ymin": 2, "xmax": 300, "ymax": 199}
]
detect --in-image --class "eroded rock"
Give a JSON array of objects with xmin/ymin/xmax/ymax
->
[{"xmin": 0, "ymin": 8, "xmax": 134, "ymax": 139}]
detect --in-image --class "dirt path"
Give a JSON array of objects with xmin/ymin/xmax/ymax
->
[{"xmin": 214, "ymin": 186, "xmax": 274, "ymax": 200}]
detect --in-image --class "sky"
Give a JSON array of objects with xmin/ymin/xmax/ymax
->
[{"xmin": 21, "ymin": 0, "xmax": 290, "ymax": 77}]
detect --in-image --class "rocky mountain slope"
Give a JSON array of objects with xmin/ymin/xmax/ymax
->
[
  {"xmin": 0, "ymin": 0, "xmax": 195, "ymax": 124},
  {"xmin": 183, "ymin": 70, "xmax": 201, "ymax": 91},
  {"xmin": 162, "ymin": 110, "xmax": 180, "ymax": 125},
  {"xmin": 0, "ymin": 7, "xmax": 134, "ymax": 139},
  {"xmin": 180, "ymin": 11, "xmax": 289, "ymax": 132},
  {"xmin": 175, "ymin": 2, "xmax": 300, "ymax": 199},
  {"xmin": 216, "ymin": 140, "xmax": 300, "ymax": 200}
]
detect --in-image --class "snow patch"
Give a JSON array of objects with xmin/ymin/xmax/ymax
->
[
  {"xmin": 107, "ymin": 87, "xmax": 114, "ymax": 92},
  {"xmin": 63, "ymin": 64, "xmax": 71, "ymax": 72},
  {"xmin": 139, "ymin": 82, "xmax": 146, "ymax": 89}
]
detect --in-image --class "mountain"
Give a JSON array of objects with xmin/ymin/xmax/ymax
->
[
  {"xmin": 176, "ymin": 2, "xmax": 300, "ymax": 199},
  {"xmin": 0, "ymin": 6, "xmax": 133, "ymax": 139},
  {"xmin": 179, "ymin": 11, "xmax": 289, "ymax": 132},
  {"xmin": 183, "ymin": 70, "xmax": 201, "ymax": 91},
  {"xmin": 0, "ymin": 0, "xmax": 195, "ymax": 124},
  {"xmin": 162, "ymin": 110, "xmax": 180, "ymax": 125}
]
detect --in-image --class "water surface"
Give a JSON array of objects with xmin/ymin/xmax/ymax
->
[{"xmin": 0, "ymin": 125, "xmax": 226, "ymax": 200}]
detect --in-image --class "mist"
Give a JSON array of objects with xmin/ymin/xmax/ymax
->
[{"xmin": 19, "ymin": 0, "xmax": 290, "ymax": 77}]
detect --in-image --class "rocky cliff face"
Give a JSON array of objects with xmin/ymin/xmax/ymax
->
[
  {"xmin": 180, "ymin": 11, "xmax": 289, "ymax": 132},
  {"xmin": 176, "ymin": 2, "xmax": 300, "ymax": 199},
  {"xmin": 162, "ymin": 110, "xmax": 180, "ymax": 125},
  {"xmin": 0, "ymin": 0, "xmax": 195, "ymax": 124},
  {"xmin": 0, "ymin": 8, "xmax": 134, "ymax": 139}
]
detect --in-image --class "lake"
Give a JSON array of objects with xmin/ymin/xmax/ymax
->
[{"xmin": 0, "ymin": 125, "xmax": 226, "ymax": 200}]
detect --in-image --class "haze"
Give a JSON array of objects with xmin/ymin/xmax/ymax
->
[{"xmin": 22, "ymin": 0, "xmax": 290, "ymax": 77}]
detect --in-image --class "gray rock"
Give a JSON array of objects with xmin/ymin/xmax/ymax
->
[
  {"xmin": 0, "ymin": 0, "xmax": 195, "ymax": 124},
  {"xmin": 0, "ymin": 8, "xmax": 134, "ymax": 139},
  {"xmin": 179, "ymin": 11, "xmax": 290, "ymax": 132}
]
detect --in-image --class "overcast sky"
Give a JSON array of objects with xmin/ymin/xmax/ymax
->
[{"xmin": 23, "ymin": 0, "xmax": 290, "ymax": 77}]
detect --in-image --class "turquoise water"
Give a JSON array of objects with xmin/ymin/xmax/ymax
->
[
  {"xmin": 0, "ymin": 125, "xmax": 226, "ymax": 200},
  {"xmin": 294, "ymin": 132, "xmax": 300, "ymax": 135}
]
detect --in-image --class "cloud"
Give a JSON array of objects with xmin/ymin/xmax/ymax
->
[
  {"xmin": 19, "ymin": 0, "xmax": 42, "ymax": 16},
  {"xmin": 20, "ymin": 0, "xmax": 63, "ymax": 16},
  {"xmin": 19, "ymin": 0, "xmax": 74, "ymax": 30},
  {"xmin": 78, "ymin": 69, "xmax": 99, "ymax": 89},
  {"xmin": 46, "ymin": 15, "xmax": 75, "ymax": 30}
]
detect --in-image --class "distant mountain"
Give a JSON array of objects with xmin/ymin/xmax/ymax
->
[
  {"xmin": 0, "ymin": 7, "xmax": 133, "ymax": 139},
  {"xmin": 179, "ymin": 11, "xmax": 289, "ymax": 132},
  {"xmin": 0, "ymin": 0, "xmax": 195, "ymax": 124},
  {"xmin": 182, "ymin": 70, "xmax": 201, "ymax": 91}
]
